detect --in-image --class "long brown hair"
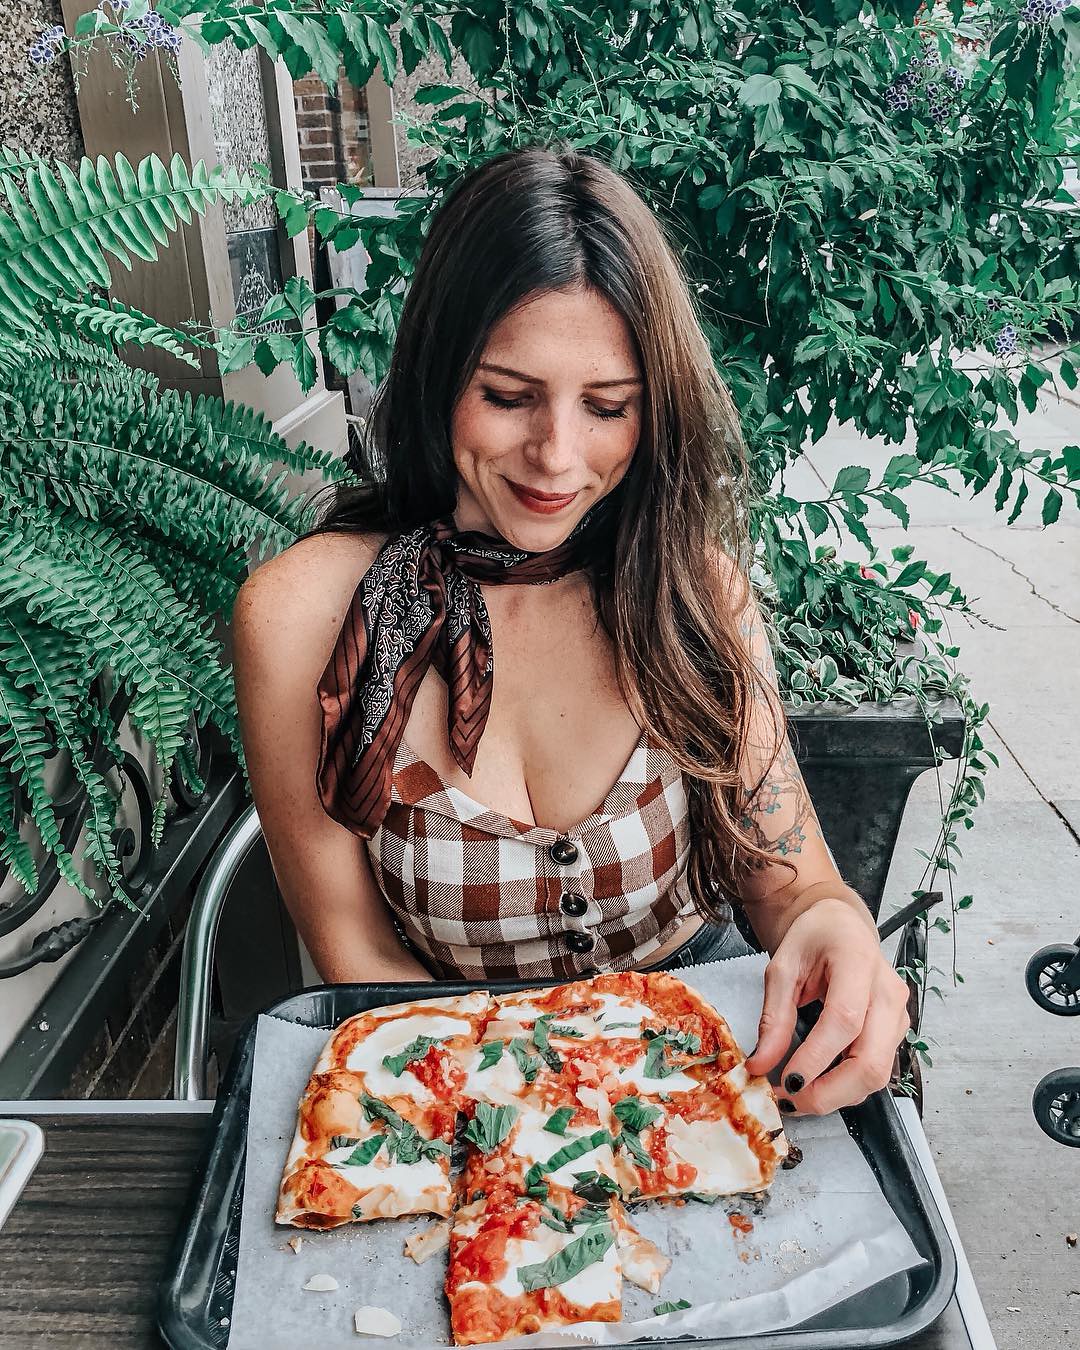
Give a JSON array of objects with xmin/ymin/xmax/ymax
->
[{"xmin": 307, "ymin": 145, "xmax": 785, "ymax": 916}]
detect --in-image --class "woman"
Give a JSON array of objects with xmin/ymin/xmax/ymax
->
[{"xmin": 233, "ymin": 146, "xmax": 910, "ymax": 1118}]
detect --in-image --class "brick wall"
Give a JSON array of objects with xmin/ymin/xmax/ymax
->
[{"xmin": 293, "ymin": 71, "xmax": 372, "ymax": 193}]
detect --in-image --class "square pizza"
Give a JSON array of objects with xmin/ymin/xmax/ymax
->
[{"xmin": 275, "ymin": 970, "xmax": 792, "ymax": 1338}]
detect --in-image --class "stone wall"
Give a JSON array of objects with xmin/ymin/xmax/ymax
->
[{"xmin": 0, "ymin": 0, "xmax": 82, "ymax": 163}]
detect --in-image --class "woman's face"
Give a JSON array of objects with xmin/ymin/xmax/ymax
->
[{"xmin": 450, "ymin": 286, "xmax": 643, "ymax": 551}]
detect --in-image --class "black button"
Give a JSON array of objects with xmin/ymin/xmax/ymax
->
[
  {"xmin": 565, "ymin": 931, "xmax": 594, "ymax": 953},
  {"xmin": 549, "ymin": 838, "xmax": 579, "ymax": 866},
  {"xmin": 560, "ymin": 893, "xmax": 588, "ymax": 918}
]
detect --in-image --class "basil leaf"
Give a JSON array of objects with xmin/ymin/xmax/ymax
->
[
  {"xmin": 686, "ymin": 1191, "xmax": 719, "ymax": 1204},
  {"xmin": 336, "ymin": 1134, "xmax": 384, "ymax": 1168},
  {"xmin": 463, "ymin": 1101, "xmax": 518, "ymax": 1154},
  {"xmin": 391, "ymin": 1120, "xmax": 423, "ymax": 1164},
  {"xmin": 642, "ymin": 1027, "xmax": 700, "ymax": 1054},
  {"xmin": 654, "ymin": 1299, "xmax": 691, "ymax": 1315},
  {"xmin": 643, "ymin": 1038, "xmax": 677, "ymax": 1079},
  {"xmin": 361, "ymin": 1093, "xmax": 406, "ymax": 1132},
  {"xmin": 478, "ymin": 1039, "xmax": 505, "ymax": 1070},
  {"xmin": 507, "ymin": 1037, "xmax": 541, "ymax": 1083},
  {"xmin": 571, "ymin": 1170, "xmax": 620, "ymax": 1203},
  {"xmin": 382, "ymin": 1034, "xmax": 443, "ymax": 1077},
  {"xmin": 544, "ymin": 1107, "xmax": 576, "ymax": 1136},
  {"xmin": 598, "ymin": 1021, "xmax": 640, "ymax": 1031},
  {"xmin": 517, "ymin": 1222, "xmax": 615, "ymax": 1293},
  {"xmin": 540, "ymin": 1213, "xmax": 573, "ymax": 1232},
  {"xmin": 613, "ymin": 1097, "xmax": 662, "ymax": 1134},
  {"xmin": 329, "ymin": 1134, "xmax": 361, "ymax": 1151},
  {"xmin": 547, "ymin": 1023, "xmax": 585, "ymax": 1038},
  {"xmin": 572, "ymin": 1202, "xmax": 611, "ymax": 1227},
  {"xmin": 616, "ymin": 1129, "xmax": 654, "ymax": 1171},
  {"xmin": 532, "ymin": 1016, "xmax": 563, "ymax": 1072},
  {"xmin": 420, "ymin": 1136, "xmax": 452, "ymax": 1160},
  {"xmin": 524, "ymin": 1130, "xmax": 611, "ymax": 1190}
]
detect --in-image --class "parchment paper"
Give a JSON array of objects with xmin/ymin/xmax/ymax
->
[{"xmin": 226, "ymin": 955, "xmax": 928, "ymax": 1348}]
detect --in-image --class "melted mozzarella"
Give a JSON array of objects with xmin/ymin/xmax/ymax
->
[
  {"xmin": 491, "ymin": 1226, "xmax": 621, "ymax": 1307},
  {"xmin": 489, "ymin": 993, "xmax": 656, "ymax": 1044},
  {"xmin": 460, "ymin": 1043, "xmax": 531, "ymax": 1106},
  {"xmin": 509, "ymin": 1118, "xmax": 618, "ymax": 1186},
  {"xmin": 613, "ymin": 1057, "xmax": 702, "ymax": 1095},
  {"xmin": 323, "ymin": 1142, "xmax": 447, "ymax": 1200},
  {"xmin": 664, "ymin": 1114, "xmax": 765, "ymax": 1193},
  {"xmin": 723, "ymin": 1063, "xmax": 784, "ymax": 1132},
  {"xmin": 341, "ymin": 1013, "xmax": 473, "ymax": 1102}
]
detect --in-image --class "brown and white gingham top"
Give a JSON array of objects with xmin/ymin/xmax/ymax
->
[{"xmin": 365, "ymin": 730, "xmax": 697, "ymax": 981}]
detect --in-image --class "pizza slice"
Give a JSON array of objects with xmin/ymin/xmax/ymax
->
[
  {"xmin": 276, "ymin": 991, "xmax": 490, "ymax": 1228},
  {"xmin": 457, "ymin": 1098, "xmax": 621, "ymax": 1217},
  {"xmin": 608, "ymin": 1063, "xmax": 789, "ymax": 1201},
  {"xmin": 445, "ymin": 1189, "xmax": 623, "ymax": 1345}
]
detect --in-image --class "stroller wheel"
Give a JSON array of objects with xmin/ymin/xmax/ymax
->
[
  {"xmin": 1033, "ymin": 1069, "xmax": 1080, "ymax": 1147},
  {"xmin": 1025, "ymin": 945, "xmax": 1080, "ymax": 1015}
]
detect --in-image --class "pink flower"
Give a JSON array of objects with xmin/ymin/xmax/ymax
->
[
  {"xmin": 908, "ymin": 609, "xmax": 920, "ymax": 629},
  {"xmin": 859, "ymin": 565, "xmax": 876, "ymax": 581}
]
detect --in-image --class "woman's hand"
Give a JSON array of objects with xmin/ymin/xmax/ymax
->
[{"xmin": 743, "ymin": 897, "xmax": 911, "ymax": 1115}]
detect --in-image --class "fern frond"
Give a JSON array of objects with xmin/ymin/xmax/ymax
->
[
  {"xmin": 0, "ymin": 764, "xmax": 39, "ymax": 896},
  {"xmin": 0, "ymin": 614, "xmax": 117, "ymax": 900},
  {"xmin": 0, "ymin": 147, "xmax": 50, "ymax": 179},
  {"xmin": 50, "ymin": 296, "xmax": 206, "ymax": 369},
  {"xmin": 0, "ymin": 372, "xmax": 309, "ymax": 563},
  {"xmin": 0, "ymin": 154, "xmax": 270, "ymax": 334}
]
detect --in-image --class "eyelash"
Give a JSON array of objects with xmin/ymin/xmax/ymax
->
[{"xmin": 481, "ymin": 389, "xmax": 629, "ymax": 421}]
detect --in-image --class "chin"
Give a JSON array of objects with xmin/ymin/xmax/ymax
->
[{"xmin": 495, "ymin": 506, "xmax": 586, "ymax": 554}]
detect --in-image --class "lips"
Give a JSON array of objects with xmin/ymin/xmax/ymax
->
[{"xmin": 506, "ymin": 480, "xmax": 579, "ymax": 515}]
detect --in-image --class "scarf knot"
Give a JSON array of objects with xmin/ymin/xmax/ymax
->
[{"xmin": 316, "ymin": 509, "xmax": 607, "ymax": 838}]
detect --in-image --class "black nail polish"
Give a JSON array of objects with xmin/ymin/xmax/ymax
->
[
  {"xmin": 778, "ymin": 1098, "xmax": 796, "ymax": 1114},
  {"xmin": 784, "ymin": 1072, "xmax": 805, "ymax": 1095}
]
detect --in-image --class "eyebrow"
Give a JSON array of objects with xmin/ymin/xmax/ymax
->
[{"xmin": 478, "ymin": 362, "xmax": 643, "ymax": 390}]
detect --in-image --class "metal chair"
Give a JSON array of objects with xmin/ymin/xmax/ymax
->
[{"xmin": 173, "ymin": 803, "xmax": 265, "ymax": 1100}]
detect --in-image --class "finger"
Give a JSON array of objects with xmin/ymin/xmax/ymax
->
[
  {"xmin": 744, "ymin": 957, "xmax": 801, "ymax": 1079},
  {"xmin": 787, "ymin": 983, "xmax": 910, "ymax": 1116},
  {"xmin": 777, "ymin": 964, "xmax": 871, "ymax": 1101}
]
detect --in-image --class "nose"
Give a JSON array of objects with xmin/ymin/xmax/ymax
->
[{"xmin": 521, "ymin": 402, "xmax": 580, "ymax": 479}]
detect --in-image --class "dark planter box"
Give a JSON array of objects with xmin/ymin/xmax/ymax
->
[{"xmin": 786, "ymin": 696, "xmax": 965, "ymax": 922}]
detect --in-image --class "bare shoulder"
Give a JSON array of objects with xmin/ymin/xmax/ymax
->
[{"xmin": 232, "ymin": 529, "xmax": 386, "ymax": 676}]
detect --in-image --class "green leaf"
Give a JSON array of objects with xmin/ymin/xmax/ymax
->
[
  {"xmin": 1042, "ymin": 488, "xmax": 1062, "ymax": 526},
  {"xmin": 532, "ymin": 1015, "xmax": 564, "ymax": 1072},
  {"xmin": 612, "ymin": 1097, "xmax": 662, "ymax": 1134},
  {"xmin": 803, "ymin": 502, "xmax": 830, "ymax": 537},
  {"xmin": 335, "ymin": 1135, "xmax": 385, "ymax": 1168},
  {"xmin": 508, "ymin": 1037, "xmax": 541, "ymax": 1083},
  {"xmin": 382, "ymin": 1034, "xmax": 443, "ymax": 1077},
  {"xmin": 832, "ymin": 466, "xmax": 871, "ymax": 496},
  {"xmin": 361, "ymin": 1093, "xmax": 405, "ymax": 1133},
  {"xmin": 739, "ymin": 74, "xmax": 783, "ymax": 108},
  {"xmin": 478, "ymin": 1039, "xmax": 505, "ymax": 1070},
  {"xmin": 617, "ymin": 1129, "xmax": 654, "ymax": 1171},
  {"xmin": 463, "ymin": 1102, "xmax": 518, "ymax": 1154},
  {"xmin": 517, "ymin": 1221, "xmax": 614, "ymax": 1293},
  {"xmin": 654, "ymin": 1300, "xmax": 692, "ymax": 1316},
  {"xmin": 548, "ymin": 1024, "xmax": 585, "ymax": 1039},
  {"xmin": 545, "ymin": 1106, "xmax": 576, "ymax": 1136},
  {"xmin": 523, "ymin": 1131, "xmax": 612, "ymax": 1190}
]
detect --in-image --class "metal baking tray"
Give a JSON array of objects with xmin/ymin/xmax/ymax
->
[{"xmin": 158, "ymin": 979, "xmax": 957, "ymax": 1349}]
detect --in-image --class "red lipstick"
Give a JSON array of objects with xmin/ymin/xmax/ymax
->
[{"xmin": 506, "ymin": 480, "xmax": 579, "ymax": 514}]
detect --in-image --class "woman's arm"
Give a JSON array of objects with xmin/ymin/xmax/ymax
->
[
  {"xmin": 724, "ymin": 570, "xmax": 909, "ymax": 1115},
  {"xmin": 231, "ymin": 535, "xmax": 432, "ymax": 985},
  {"xmin": 732, "ymin": 588, "xmax": 878, "ymax": 952}
]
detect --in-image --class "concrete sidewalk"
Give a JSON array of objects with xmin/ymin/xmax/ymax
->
[{"xmin": 798, "ymin": 348, "xmax": 1079, "ymax": 1349}]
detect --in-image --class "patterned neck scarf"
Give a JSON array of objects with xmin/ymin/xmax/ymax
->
[{"xmin": 317, "ymin": 510, "xmax": 609, "ymax": 839}]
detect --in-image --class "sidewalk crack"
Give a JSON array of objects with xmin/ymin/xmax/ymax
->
[
  {"xmin": 988, "ymin": 717, "xmax": 1080, "ymax": 848},
  {"xmin": 952, "ymin": 528, "xmax": 1080, "ymax": 625}
]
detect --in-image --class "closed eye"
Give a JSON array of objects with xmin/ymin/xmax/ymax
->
[{"xmin": 481, "ymin": 389, "xmax": 629, "ymax": 421}]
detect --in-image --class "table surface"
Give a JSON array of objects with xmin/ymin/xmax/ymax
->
[{"xmin": 0, "ymin": 1103, "xmax": 991, "ymax": 1350}]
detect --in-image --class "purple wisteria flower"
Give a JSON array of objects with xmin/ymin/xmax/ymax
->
[
  {"xmin": 28, "ymin": 24, "xmax": 66, "ymax": 66},
  {"xmin": 1020, "ymin": 0, "xmax": 1068, "ymax": 21}
]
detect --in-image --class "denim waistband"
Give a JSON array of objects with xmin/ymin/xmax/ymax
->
[{"xmin": 644, "ymin": 917, "xmax": 756, "ymax": 971}]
